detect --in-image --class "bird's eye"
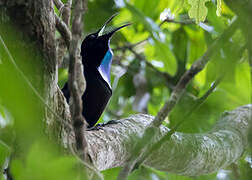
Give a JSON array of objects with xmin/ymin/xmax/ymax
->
[{"xmin": 90, "ymin": 35, "xmax": 96, "ymax": 39}]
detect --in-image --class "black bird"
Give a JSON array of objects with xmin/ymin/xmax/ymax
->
[{"xmin": 62, "ymin": 14, "xmax": 130, "ymax": 127}]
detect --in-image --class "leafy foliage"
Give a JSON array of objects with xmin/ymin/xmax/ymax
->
[
  {"xmin": 188, "ymin": 0, "xmax": 211, "ymax": 23},
  {"xmin": 1, "ymin": 0, "xmax": 251, "ymax": 179}
]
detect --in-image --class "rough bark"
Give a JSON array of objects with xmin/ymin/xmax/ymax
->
[
  {"xmin": 0, "ymin": 0, "xmax": 69, "ymax": 141},
  {"xmin": 1, "ymin": 0, "xmax": 251, "ymax": 178},
  {"xmin": 76, "ymin": 105, "xmax": 251, "ymax": 176}
]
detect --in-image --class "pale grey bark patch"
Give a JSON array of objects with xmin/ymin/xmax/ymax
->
[{"xmin": 72, "ymin": 105, "xmax": 252, "ymax": 176}]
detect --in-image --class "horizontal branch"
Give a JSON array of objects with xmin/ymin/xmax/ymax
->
[
  {"xmin": 72, "ymin": 105, "xmax": 252, "ymax": 176},
  {"xmin": 116, "ymin": 16, "xmax": 240, "ymax": 180}
]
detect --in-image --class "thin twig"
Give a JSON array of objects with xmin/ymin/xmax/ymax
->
[
  {"xmin": 68, "ymin": 0, "xmax": 89, "ymax": 162},
  {"xmin": 160, "ymin": 18, "xmax": 206, "ymax": 26},
  {"xmin": 115, "ymin": 18, "xmax": 197, "ymax": 51},
  {"xmin": 196, "ymin": 77, "xmax": 222, "ymax": 105},
  {"xmin": 117, "ymin": 18, "xmax": 239, "ymax": 180},
  {"xmin": 152, "ymin": 18, "xmax": 238, "ymax": 127},
  {"xmin": 54, "ymin": 0, "xmax": 64, "ymax": 10},
  {"xmin": 55, "ymin": 13, "xmax": 72, "ymax": 48},
  {"xmin": 54, "ymin": 0, "xmax": 73, "ymax": 67},
  {"xmin": 129, "ymin": 48, "xmax": 174, "ymax": 88},
  {"xmin": 54, "ymin": 0, "xmax": 72, "ymax": 25},
  {"xmin": 135, "ymin": 77, "xmax": 223, "ymax": 167},
  {"xmin": 62, "ymin": 0, "xmax": 72, "ymax": 26},
  {"xmin": 113, "ymin": 18, "xmax": 193, "ymax": 89}
]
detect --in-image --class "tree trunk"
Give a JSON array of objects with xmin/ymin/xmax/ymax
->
[
  {"xmin": 0, "ymin": 0, "xmax": 71, "ymax": 141},
  {"xmin": 1, "ymin": 0, "xmax": 251, "ymax": 177}
]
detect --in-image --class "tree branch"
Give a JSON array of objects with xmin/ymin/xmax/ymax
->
[
  {"xmin": 68, "ymin": 0, "xmax": 89, "ymax": 161},
  {"xmin": 3, "ymin": 1, "xmax": 250, "ymax": 179},
  {"xmin": 55, "ymin": 13, "xmax": 72, "ymax": 48},
  {"xmin": 54, "ymin": 0, "xmax": 73, "ymax": 67},
  {"xmin": 117, "ymin": 18, "xmax": 240, "ymax": 179},
  {"xmin": 153, "ymin": 19, "xmax": 239, "ymax": 127},
  {"xmin": 129, "ymin": 48, "xmax": 174, "ymax": 88},
  {"xmin": 54, "ymin": 0, "xmax": 64, "ymax": 10},
  {"xmin": 115, "ymin": 17, "xmax": 197, "ymax": 51},
  {"xmin": 71, "ymin": 105, "xmax": 252, "ymax": 175},
  {"xmin": 132, "ymin": 76, "xmax": 223, "ymax": 168}
]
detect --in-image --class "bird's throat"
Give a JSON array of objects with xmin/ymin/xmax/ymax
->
[{"xmin": 98, "ymin": 49, "xmax": 113, "ymax": 88}]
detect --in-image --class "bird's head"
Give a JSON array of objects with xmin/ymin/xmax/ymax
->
[{"xmin": 81, "ymin": 13, "xmax": 130, "ymax": 68}]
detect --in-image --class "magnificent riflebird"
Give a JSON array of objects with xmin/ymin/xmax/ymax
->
[{"xmin": 62, "ymin": 14, "xmax": 130, "ymax": 127}]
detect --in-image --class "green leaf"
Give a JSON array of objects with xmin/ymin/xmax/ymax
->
[
  {"xmin": 148, "ymin": 87, "xmax": 169, "ymax": 115},
  {"xmin": 144, "ymin": 38, "xmax": 177, "ymax": 76},
  {"xmin": 113, "ymin": 9, "xmax": 149, "ymax": 43},
  {"xmin": 125, "ymin": 2, "xmax": 160, "ymax": 33},
  {"xmin": 12, "ymin": 142, "xmax": 81, "ymax": 180},
  {"xmin": 102, "ymin": 167, "xmax": 121, "ymax": 180},
  {"xmin": 172, "ymin": 27, "xmax": 188, "ymax": 62},
  {"xmin": 206, "ymin": 2, "xmax": 226, "ymax": 33},
  {"xmin": 153, "ymin": 40, "xmax": 177, "ymax": 75},
  {"xmin": 128, "ymin": 166, "xmax": 153, "ymax": 180},
  {"xmin": 132, "ymin": 0, "xmax": 160, "ymax": 19},
  {"xmin": 84, "ymin": 0, "xmax": 116, "ymax": 33},
  {"xmin": 0, "ymin": 141, "xmax": 9, "ymax": 170},
  {"xmin": 185, "ymin": 27, "xmax": 207, "ymax": 64},
  {"xmin": 118, "ymin": 60, "xmax": 139, "ymax": 98},
  {"xmin": 188, "ymin": 0, "xmax": 210, "ymax": 23},
  {"xmin": 58, "ymin": 68, "xmax": 68, "ymax": 88},
  {"xmin": 216, "ymin": 0, "xmax": 222, "ymax": 16},
  {"xmin": 221, "ymin": 60, "xmax": 251, "ymax": 106}
]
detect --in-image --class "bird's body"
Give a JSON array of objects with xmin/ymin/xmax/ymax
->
[
  {"xmin": 81, "ymin": 49, "xmax": 113, "ymax": 127},
  {"xmin": 62, "ymin": 51, "xmax": 112, "ymax": 127},
  {"xmin": 62, "ymin": 14, "xmax": 130, "ymax": 127}
]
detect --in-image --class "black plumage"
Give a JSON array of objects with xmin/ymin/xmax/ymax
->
[{"xmin": 62, "ymin": 14, "xmax": 130, "ymax": 127}]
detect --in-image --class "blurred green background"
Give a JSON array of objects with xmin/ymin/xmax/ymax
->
[{"xmin": 1, "ymin": 0, "xmax": 251, "ymax": 179}]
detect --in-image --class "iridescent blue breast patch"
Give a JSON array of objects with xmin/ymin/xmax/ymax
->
[{"xmin": 98, "ymin": 49, "xmax": 113, "ymax": 88}]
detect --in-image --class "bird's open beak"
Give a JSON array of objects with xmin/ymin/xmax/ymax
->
[
  {"xmin": 97, "ymin": 13, "xmax": 131, "ymax": 38},
  {"xmin": 105, "ymin": 23, "xmax": 131, "ymax": 37}
]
